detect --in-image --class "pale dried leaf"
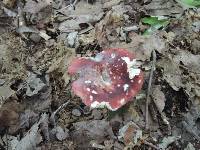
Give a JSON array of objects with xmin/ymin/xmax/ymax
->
[
  {"xmin": 173, "ymin": 50, "xmax": 200, "ymax": 74},
  {"xmin": 24, "ymin": 0, "xmax": 52, "ymax": 14},
  {"xmin": 144, "ymin": 0, "xmax": 183, "ymax": 17},
  {"xmin": 157, "ymin": 56, "xmax": 183, "ymax": 91},
  {"xmin": 158, "ymin": 135, "xmax": 181, "ymax": 149},
  {"xmin": 152, "ymin": 86, "xmax": 166, "ymax": 113},
  {"xmin": 14, "ymin": 114, "xmax": 48, "ymax": 150}
]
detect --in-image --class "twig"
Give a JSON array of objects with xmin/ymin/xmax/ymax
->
[
  {"xmin": 49, "ymin": 101, "xmax": 70, "ymax": 126},
  {"xmin": 145, "ymin": 50, "xmax": 156, "ymax": 130},
  {"xmin": 72, "ymin": 0, "xmax": 78, "ymax": 5},
  {"xmin": 143, "ymin": 140, "xmax": 159, "ymax": 150}
]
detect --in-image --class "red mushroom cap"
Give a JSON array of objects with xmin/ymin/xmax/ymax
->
[{"xmin": 68, "ymin": 48, "xmax": 144, "ymax": 111}]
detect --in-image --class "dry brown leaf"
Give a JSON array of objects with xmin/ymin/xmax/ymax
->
[
  {"xmin": 103, "ymin": 0, "xmax": 122, "ymax": 9},
  {"xmin": 118, "ymin": 121, "xmax": 142, "ymax": 145},
  {"xmin": 14, "ymin": 113, "xmax": 48, "ymax": 150},
  {"xmin": 24, "ymin": 0, "xmax": 52, "ymax": 14},
  {"xmin": 47, "ymin": 48, "xmax": 76, "ymax": 85},
  {"xmin": 152, "ymin": 86, "xmax": 166, "ymax": 113},
  {"xmin": 173, "ymin": 50, "xmax": 200, "ymax": 74},
  {"xmin": 157, "ymin": 56, "xmax": 183, "ymax": 91},
  {"xmin": 0, "ymin": 100, "xmax": 24, "ymax": 134},
  {"xmin": 144, "ymin": 0, "xmax": 183, "ymax": 17},
  {"xmin": 112, "ymin": 33, "xmax": 166, "ymax": 61},
  {"xmin": 71, "ymin": 120, "xmax": 115, "ymax": 148}
]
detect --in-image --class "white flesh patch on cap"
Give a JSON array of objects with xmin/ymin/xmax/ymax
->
[
  {"xmin": 123, "ymin": 84, "xmax": 129, "ymax": 91},
  {"xmin": 89, "ymin": 95, "xmax": 93, "ymax": 101},
  {"xmin": 138, "ymin": 79, "xmax": 142, "ymax": 84},
  {"xmin": 111, "ymin": 53, "xmax": 116, "ymax": 58},
  {"xmin": 121, "ymin": 57, "xmax": 140, "ymax": 79},
  {"xmin": 86, "ymin": 88, "xmax": 91, "ymax": 91},
  {"xmin": 90, "ymin": 101, "xmax": 117, "ymax": 111},
  {"xmin": 120, "ymin": 98, "xmax": 125, "ymax": 105},
  {"xmin": 85, "ymin": 80, "xmax": 92, "ymax": 84},
  {"xmin": 92, "ymin": 90, "xmax": 98, "ymax": 94}
]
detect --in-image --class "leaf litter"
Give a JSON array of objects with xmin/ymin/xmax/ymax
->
[{"xmin": 0, "ymin": 0, "xmax": 200, "ymax": 149}]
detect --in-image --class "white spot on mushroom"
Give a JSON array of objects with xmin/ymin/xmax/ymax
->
[
  {"xmin": 89, "ymin": 95, "xmax": 93, "ymax": 101},
  {"xmin": 120, "ymin": 98, "xmax": 125, "ymax": 105},
  {"xmin": 117, "ymin": 84, "xmax": 121, "ymax": 87},
  {"xmin": 121, "ymin": 57, "xmax": 141, "ymax": 79},
  {"xmin": 118, "ymin": 59, "xmax": 121, "ymax": 61},
  {"xmin": 123, "ymin": 84, "xmax": 129, "ymax": 91},
  {"xmin": 110, "ymin": 71, "xmax": 113, "ymax": 75},
  {"xmin": 85, "ymin": 80, "xmax": 92, "ymax": 84},
  {"xmin": 111, "ymin": 53, "xmax": 116, "ymax": 58},
  {"xmin": 109, "ymin": 91, "xmax": 113, "ymax": 94},
  {"xmin": 138, "ymin": 79, "xmax": 142, "ymax": 84},
  {"xmin": 92, "ymin": 90, "xmax": 98, "ymax": 94},
  {"xmin": 86, "ymin": 88, "xmax": 91, "ymax": 92},
  {"xmin": 113, "ymin": 76, "xmax": 116, "ymax": 79}
]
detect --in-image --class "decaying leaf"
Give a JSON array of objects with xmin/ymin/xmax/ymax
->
[
  {"xmin": 23, "ymin": 0, "xmax": 52, "ymax": 14},
  {"xmin": 19, "ymin": 109, "xmax": 39, "ymax": 129},
  {"xmin": 26, "ymin": 72, "xmax": 49, "ymax": 97},
  {"xmin": 13, "ymin": 113, "xmax": 48, "ymax": 150},
  {"xmin": 184, "ymin": 142, "xmax": 195, "ymax": 150},
  {"xmin": 173, "ymin": 50, "xmax": 200, "ymax": 74},
  {"xmin": 152, "ymin": 86, "xmax": 166, "ymax": 113},
  {"xmin": 144, "ymin": 0, "xmax": 183, "ymax": 17},
  {"xmin": 47, "ymin": 47, "xmax": 76, "ymax": 84},
  {"xmin": 158, "ymin": 135, "xmax": 181, "ymax": 149},
  {"xmin": 0, "ymin": 100, "xmax": 22, "ymax": 132},
  {"xmin": 113, "ymin": 33, "xmax": 166, "ymax": 61},
  {"xmin": 71, "ymin": 120, "xmax": 115, "ymax": 148},
  {"xmin": 0, "ymin": 84, "xmax": 15, "ymax": 107},
  {"xmin": 157, "ymin": 56, "xmax": 183, "ymax": 91},
  {"xmin": 118, "ymin": 121, "xmax": 142, "ymax": 145},
  {"xmin": 50, "ymin": 126, "xmax": 69, "ymax": 141}
]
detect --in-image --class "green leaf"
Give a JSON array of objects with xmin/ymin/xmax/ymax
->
[
  {"xmin": 141, "ymin": 16, "xmax": 170, "ymax": 35},
  {"xmin": 177, "ymin": 0, "xmax": 200, "ymax": 7},
  {"xmin": 141, "ymin": 17, "xmax": 168, "ymax": 25}
]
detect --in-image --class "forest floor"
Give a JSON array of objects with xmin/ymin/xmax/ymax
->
[{"xmin": 0, "ymin": 0, "xmax": 200, "ymax": 149}]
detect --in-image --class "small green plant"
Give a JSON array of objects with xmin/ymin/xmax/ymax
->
[
  {"xmin": 177, "ymin": 0, "xmax": 200, "ymax": 8},
  {"xmin": 141, "ymin": 16, "xmax": 170, "ymax": 35}
]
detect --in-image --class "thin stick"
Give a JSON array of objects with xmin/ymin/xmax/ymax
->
[
  {"xmin": 143, "ymin": 140, "xmax": 159, "ymax": 150},
  {"xmin": 145, "ymin": 50, "xmax": 156, "ymax": 130},
  {"xmin": 50, "ymin": 101, "xmax": 70, "ymax": 126},
  {"xmin": 73, "ymin": 0, "xmax": 78, "ymax": 5}
]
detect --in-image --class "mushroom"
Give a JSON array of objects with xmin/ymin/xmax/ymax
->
[{"xmin": 68, "ymin": 48, "xmax": 144, "ymax": 111}]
